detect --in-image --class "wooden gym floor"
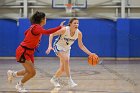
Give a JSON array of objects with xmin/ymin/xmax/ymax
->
[{"xmin": 0, "ymin": 58, "xmax": 139, "ymax": 93}]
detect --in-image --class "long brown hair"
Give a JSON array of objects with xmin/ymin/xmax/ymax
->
[{"xmin": 68, "ymin": 18, "xmax": 78, "ymax": 26}]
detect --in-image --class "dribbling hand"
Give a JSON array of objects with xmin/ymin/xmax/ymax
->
[{"xmin": 89, "ymin": 53, "xmax": 96, "ymax": 56}]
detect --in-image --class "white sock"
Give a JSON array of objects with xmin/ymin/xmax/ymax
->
[
  {"xmin": 18, "ymin": 81, "xmax": 24, "ymax": 86},
  {"xmin": 13, "ymin": 71, "xmax": 17, "ymax": 77},
  {"xmin": 52, "ymin": 76, "xmax": 58, "ymax": 80},
  {"xmin": 53, "ymin": 75, "xmax": 60, "ymax": 79},
  {"xmin": 68, "ymin": 76, "xmax": 73, "ymax": 82}
]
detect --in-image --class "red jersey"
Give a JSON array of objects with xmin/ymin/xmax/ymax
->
[{"xmin": 20, "ymin": 24, "xmax": 61, "ymax": 49}]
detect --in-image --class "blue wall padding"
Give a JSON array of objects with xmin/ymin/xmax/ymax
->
[
  {"xmin": 0, "ymin": 19, "xmax": 18, "ymax": 56},
  {"xmin": 0, "ymin": 18, "xmax": 140, "ymax": 57},
  {"xmin": 116, "ymin": 19, "xmax": 130, "ymax": 57},
  {"xmin": 129, "ymin": 19, "xmax": 140, "ymax": 57}
]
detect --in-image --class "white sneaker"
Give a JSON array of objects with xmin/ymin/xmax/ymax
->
[
  {"xmin": 15, "ymin": 82, "xmax": 28, "ymax": 92},
  {"xmin": 68, "ymin": 80, "xmax": 78, "ymax": 88},
  {"xmin": 50, "ymin": 78, "xmax": 60, "ymax": 87},
  {"xmin": 7, "ymin": 70, "xmax": 15, "ymax": 83}
]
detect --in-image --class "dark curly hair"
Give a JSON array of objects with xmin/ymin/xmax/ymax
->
[{"xmin": 30, "ymin": 11, "xmax": 46, "ymax": 24}]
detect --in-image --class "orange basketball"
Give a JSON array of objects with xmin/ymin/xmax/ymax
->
[{"xmin": 88, "ymin": 54, "xmax": 99, "ymax": 66}]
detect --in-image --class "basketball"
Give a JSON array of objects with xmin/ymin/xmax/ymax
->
[{"xmin": 88, "ymin": 54, "xmax": 99, "ymax": 66}]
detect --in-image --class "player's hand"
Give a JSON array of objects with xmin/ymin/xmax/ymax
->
[
  {"xmin": 89, "ymin": 53, "xmax": 99, "ymax": 60},
  {"xmin": 89, "ymin": 53, "xmax": 96, "ymax": 56},
  {"xmin": 46, "ymin": 47, "xmax": 53, "ymax": 54},
  {"xmin": 60, "ymin": 21, "xmax": 66, "ymax": 27}
]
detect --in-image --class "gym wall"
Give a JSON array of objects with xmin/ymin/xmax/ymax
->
[{"xmin": 0, "ymin": 18, "xmax": 140, "ymax": 58}]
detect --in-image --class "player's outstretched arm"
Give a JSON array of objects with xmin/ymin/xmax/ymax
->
[
  {"xmin": 42, "ymin": 21, "xmax": 66, "ymax": 35},
  {"xmin": 33, "ymin": 21, "xmax": 66, "ymax": 35},
  {"xmin": 46, "ymin": 27, "xmax": 66, "ymax": 54},
  {"xmin": 78, "ymin": 31, "xmax": 94, "ymax": 56}
]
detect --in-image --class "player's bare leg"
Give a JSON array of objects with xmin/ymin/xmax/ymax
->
[{"xmin": 15, "ymin": 60, "xmax": 36, "ymax": 92}]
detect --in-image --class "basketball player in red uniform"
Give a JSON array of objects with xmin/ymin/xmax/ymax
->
[{"xmin": 7, "ymin": 11, "xmax": 64, "ymax": 92}]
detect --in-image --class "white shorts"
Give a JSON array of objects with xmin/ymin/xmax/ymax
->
[{"xmin": 53, "ymin": 44, "xmax": 70, "ymax": 56}]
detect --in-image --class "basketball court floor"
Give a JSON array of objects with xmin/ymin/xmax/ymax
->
[{"xmin": 0, "ymin": 57, "xmax": 139, "ymax": 93}]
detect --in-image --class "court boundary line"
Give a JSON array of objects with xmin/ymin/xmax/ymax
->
[{"xmin": 99, "ymin": 60, "xmax": 138, "ymax": 86}]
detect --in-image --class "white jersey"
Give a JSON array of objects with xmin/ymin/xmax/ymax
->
[{"xmin": 54, "ymin": 26, "xmax": 79, "ymax": 51}]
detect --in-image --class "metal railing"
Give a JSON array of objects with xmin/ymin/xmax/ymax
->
[{"xmin": 0, "ymin": 0, "xmax": 140, "ymax": 19}]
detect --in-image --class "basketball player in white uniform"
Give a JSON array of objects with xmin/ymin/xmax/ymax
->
[{"xmin": 46, "ymin": 18, "xmax": 97, "ymax": 87}]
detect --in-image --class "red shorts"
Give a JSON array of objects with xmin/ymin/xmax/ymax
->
[{"xmin": 16, "ymin": 45, "xmax": 35, "ymax": 63}]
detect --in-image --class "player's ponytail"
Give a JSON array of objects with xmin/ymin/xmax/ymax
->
[
  {"xmin": 30, "ymin": 11, "xmax": 46, "ymax": 24},
  {"xmin": 68, "ymin": 18, "xmax": 78, "ymax": 26}
]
